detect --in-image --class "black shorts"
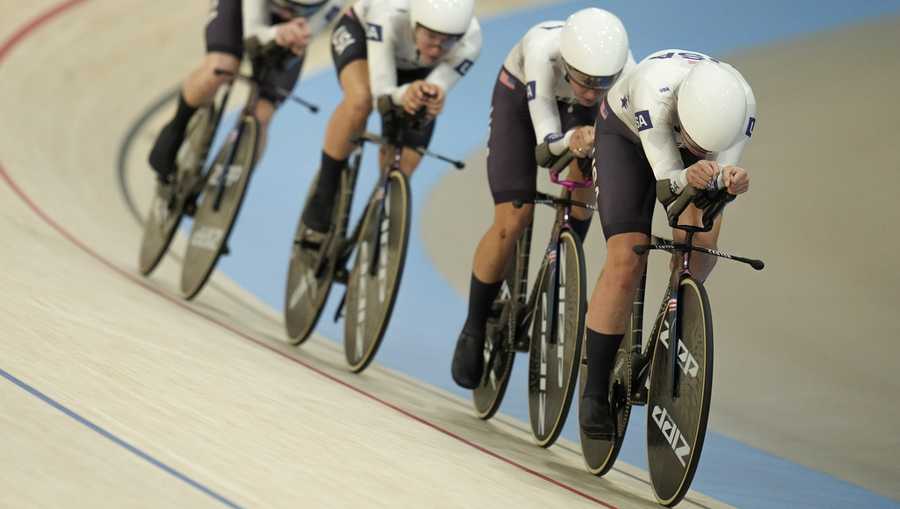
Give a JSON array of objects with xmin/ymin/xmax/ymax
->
[
  {"xmin": 592, "ymin": 97, "xmax": 700, "ymax": 239},
  {"xmin": 205, "ymin": 0, "xmax": 303, "ymax": 105},
  {"xmin": 330, "ymin": 11, "xmax": 436, "ymax": 148},
  {"xmin": 486, "ymin": 67, "xmax": 596, "ymax": 204}
]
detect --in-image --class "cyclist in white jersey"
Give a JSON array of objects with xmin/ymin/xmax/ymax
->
[
  {"xmin": 581, "ymin": 49, "xmax": 757, "ymax": 438},
  {"xmin": 297, "ymin": 0, "xmax": 482, "ymax": 243},
  {"xmin": 449, "ymin": 9, "xmax": 635, "ymax": 389},
  {"xmin": 148, "ymin": 0, "xmax": 344, "ymax": 190}
]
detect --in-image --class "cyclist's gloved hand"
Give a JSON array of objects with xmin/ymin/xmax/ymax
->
[
  {"xmin": 567, "ymin": 125, "xmax": 594, "ymax": 158},
  {"xmin": 401, "ymin": 80, "xmax": 437, "ymax": 116},
  {"xmin": 685, "ymin": 160, "xmax": 720, "ymax": 190},
  {"xmin": 275, "ymin": 18, "xmax": 311, "ymax": 55},
  {"xmin": 422, "ymin": 84, "xmax": 445, "ymax": 118},
  {"xmin": 722, "ymin": 165, "xmax": 750, "ymax": 195}
]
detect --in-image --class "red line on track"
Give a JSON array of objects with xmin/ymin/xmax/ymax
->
[{"xmin": 0, "ymin": 3, "xmax": 617, "ymax": 508}]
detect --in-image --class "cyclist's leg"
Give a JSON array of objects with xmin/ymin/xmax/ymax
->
[
  {"xmin": 581, "ymin": 101, "xmax": 655, "ymax": 436},
  {"xmin": 452, "ymin": 68, "xmax": 536, "ymax": 389},
  {"xmin": 302, "ymin": 11, "xmax": 371, "ymax": 234},
  {"xmin": 149, "ymin": 0, "xmax": 241, "ymax": 180}
]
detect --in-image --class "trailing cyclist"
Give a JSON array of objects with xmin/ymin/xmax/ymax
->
[
  {"xmin": 147, "ymin": 0, "xmax": 344, "ymax": 196},
  {"xmin": 297, "ymin": 0, "xmax": 482, "ymax": 247},
  {"xmin": 581, "ymin": 49, "xmax": 757, "ymax": 438},
  {"xmin": 451, "ymin": 8, "xmax": 634, "ymax": 389}
]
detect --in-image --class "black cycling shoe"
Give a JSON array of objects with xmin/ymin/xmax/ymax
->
[
  {"xmin": 301, "ymin": 192, "xmax": 336, "ymax": 236},
  {"xmin": 148, "ymin": 122, "xmax": 185, "ymax": 180},
  {"xmin": 579, "ymin": 393, "xmax": 616, "ymax": 439},
  {"xmin": 451, "ymin": 329, "xmax": 485, "ymax": 389}
]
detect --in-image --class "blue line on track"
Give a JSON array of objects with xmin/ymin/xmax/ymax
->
[{"xmin": 0, "ymin": 367, "xmax": 244, "ymax": 509}]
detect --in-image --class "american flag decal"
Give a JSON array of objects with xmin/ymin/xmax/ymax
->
[{"xmin": 667, "ymin": 298, "xmax": 677, "ymax": 312}]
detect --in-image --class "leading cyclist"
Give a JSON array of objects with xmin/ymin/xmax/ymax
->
[{"xmin": 581, "ymin": 49, "xmax": 757, "ymax": 438}]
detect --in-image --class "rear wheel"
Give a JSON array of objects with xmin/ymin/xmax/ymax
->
[
  {"xmin": 646, "ymin": 276, "xmax": 713, "ymax": 507},
  {"xmin": 180, "ymin": 117, "xmax": 258, "ymax": 299},
  {"xmin": 527, "ymin": 230, "xmax": 586, "ymax": 448},
  {"xmin": 284, "ymin": 169, "xmax": 352, "ymax": 344},
  {"xmin": 473, "ymin": 225, "xmax": 532, "ymax": 419},
  {"xmin": 579, "ymin": 315, "xmax": 635, "ymax": 475},
  {"xmin": 343, "ymin": 170, "xmax": 411, "ymax": 372},
  {"xmin": 138, "ymin": 105, "xmax": 215, "ymax": 275}
]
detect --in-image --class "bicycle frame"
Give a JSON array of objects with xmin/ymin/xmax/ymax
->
[
  {"xmin": 330, "ymin": 107, "xmax": 465, "ymax": 322},
  {"xmin": 630, "ymin": 205, "xmax": 765, "ymax": 403},
  {"xmin": 509, "ymin": 158, "xmax": 596, "ymax": 354},
  {"xmin": 206, "ymin": 47, "xmax": 316, "ymax": 212}
]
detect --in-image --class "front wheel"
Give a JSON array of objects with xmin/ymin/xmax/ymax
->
[
  {"xmin": 180, "ymin": 116, "xmax": 258, "ymax": 300},
  {"xmin": 527, "ymin": 229, "xmax": 586, "ymax": 448},
  {"xmin": 646, "ymin": 276, "xmax": 714, "ymax": 507},
  {"xmin": 343, "ymin": 170, "xmax": 411, "ymax": 373}
]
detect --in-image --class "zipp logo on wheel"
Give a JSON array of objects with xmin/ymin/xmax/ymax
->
[
  {"xmin": 191, "ymin": 225, "xmax": 224, "ymax": 251},
  {"xmin": 652, "ymin": 405, "xmax": 691, "ymax": 467},
  {"xmin": 658, "ymin": 320, "xmax": 700, "ymax": 378}
]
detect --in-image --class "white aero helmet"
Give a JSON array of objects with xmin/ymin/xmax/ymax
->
[
  {"xmin": 270, "ymin": 0, "xmax": 329, "ymax": 18},
  {"xmin": 410, "ymin": 0, "xmax": 475, "ymax": 37},
  {"xmin": 560, "ymin": 8, "xmax": 629, "ymax": 90},
  {"xmin": 677, "ymin": 61, "xmax": 748, "ymax": 153}
]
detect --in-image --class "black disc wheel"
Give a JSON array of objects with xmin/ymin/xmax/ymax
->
[
  {"xmin": 343, "ymin": 170, "xmax": 411, "ymax": 372},
  {"xmin": 646, "ymin": 276, "xmax": 714, "ymax": 507},
  {"xmin": 138, "ymin": 105, "xmax": 215, "ymax": 276},
  {"xmin": 180, "ymin": 117, "xmax": 258, "ymax": 300},
  {"xmin": 527, "ymin": 229, "xmax": 586, "ymax": 448}
]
